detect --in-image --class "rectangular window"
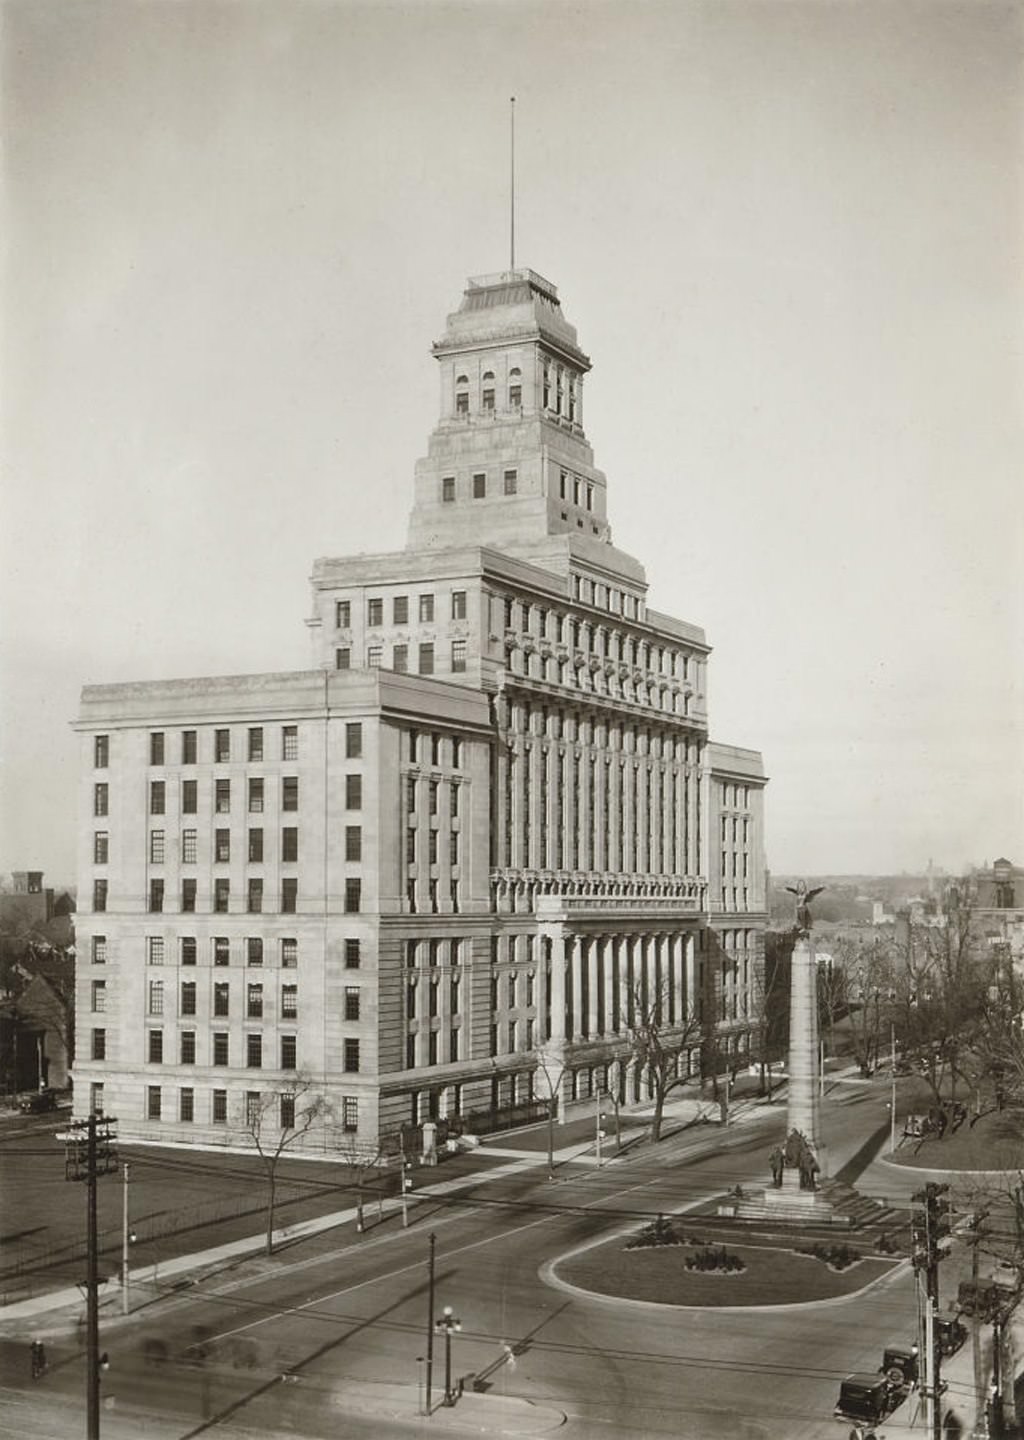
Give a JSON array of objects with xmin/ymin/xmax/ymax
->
[
  {"xmin": 214, "ymin": 982, "xmax": 230, "ymax": 1016},
  {"xmin": 215, "ymin": 729, "xmax": 230, "ymax": 763},
  {"xmin": 95, "ymin": 735, "xmax": 109, "ymax": 768},
  {"xmin": 213, "ymin": 936, "xmax": 230, "ymax": 966},
  {"xmin": 94, "ymin": 783, "xmax": 108, "ymax": 817},
  {"xmin": 215, "ymin": 779, "xmax": 231, "ymax": 813},
  {"xmin": 147, "ymin": 1087, "xmax": 162, "ymax": 1121},
  {"xmin": 418, "ymin": 594, "xmax": 434, "ymax": 623},
  {"xmin": 149, "ymin": 879, "xmax": 164, "ymax": 913},
  {"xmin": 281, "ymin": 826, "xmax": 298, "ymax": 862},
  {"xmin": 282, "ymin": 776, "xmax": 298, "ymax": 811},
  {"xmin": 215, "ymin": 828, "xmax": 231, "ymax": 863},
  {"xmin": 342, "ymin": 1096, "xmax": 358, "ymax": 1132},
  {"xmin": 180, "ymin": 1088, "xmax": 194, "ymax": 1122},
  {"xmin": 281, "ymin": 937, "xmax": 298, "ymax": 968},
  {"xmin": 367, "ymin": 644, "xmax": 383, "ymax": 668},
  {"xmin": 344, "ymin": 1038, "xmax": 360, "ymax": 1073},
  {"xmin": 441, "ymin": 476, "xmax": 455, "ymax": 502},
  {"xmin": 91, "ymin": 1028, "xmax": 106, "ymax": 1061},
  {"xmin": 451, "ymin": 590, "xmax": 467, "ymax": 620},
  {"xmin": 280, "ymin": 1093, "xmax": 295, "ymax": 1129},
  {"xmin": 456, "ymin": 392, "xmax": 468, "ymax": 414},
  {"xmin": 248, "ymin": 827, "xmax": 264, "ymax": 863},
  {"xmin": 92, "ymin": 935, "xmax": 107, "ymax": 963},
  {"xmin": 472, "ymin": 473, "xmax": 486, "ymax": 499},
  {"xmin": 504, "ymin": 468, "xmax": 518, "ymax": 495},
  {"xmin": 335, "ymin": 599, "xmax": 351, "ymax": 628},
  {"xmin": 246, "ymin": 1091, "xmax": 261, "ymax": 1125},
  {"xmin": 509, "ymin": 384, "xmax": 521, "ymax": 407},
  {"xmin": 214, "ymin": 879, "xmax": 230, "ymax": 913},
  {"xmin": 150, "ymin": 732, "xmax": 165, "ymax": 765},
  {"xmin": 247, "ymin": 936, "xmax": 263, "ymax": 966},
  {"xmin": 248, "ymin": 727, "xmax": 264, "ymax": 761},
  {"xmin": 281, "ymin": 984, "xmax": 298, "ymax": 1018},
  {"xmin": 393, "ymin": 595, "xmax": 409, "ymax": 624},
  {"xmin": 428, "ymin": 830, "xmax": 438, "ymax": 865},
  {"xmin": 213, "ymin": 1033, "xmax": 229, "ymax": 1066},
  {"xmin": 180, "ymin": 981, "xmax": 197, "ymax": 1016},
  {"xmin": 450, "ymin": 781, "xmax": 460, "ymax": 815},
  {"xmin": 344, "ymin": 938, "xmax": 360, "ymax": 969},
  {"xmin": 367, "ymin": 597, "xmax": 383, "ymax": 626},
  {"xmin": 393, "ymin": 643, "xmax": 408, "ymax": 673},
  {"xmin": 182, "ymin": 829, "xmax": 197, "ymax": 864},
  {"xmin": 94, "ymin": 831, "xmax": 109, "ymax": 864},
  {"xmin": 148, "ymin": 1029, "xmax": 163, "ymax": 1063},
  {"xmin": 418, "ymin": 643, "xmax": 434, "ymax": 675},
  {"xmin": 335, "ymin": 647, "xmax": 351, "ymax": 670},
  {"xmin": 344, "ymin": 879, "xmax": 361, "ymax": 913},
  {"xmin": 180, "ymin": 1030, "xmax": 196, "ymax": 1063},
  {"xmin": 248, "ymin": 777, "xmax": 264, "ymax": 813},
  {"xmin": 429, "ymin": 1031, "xmax": 439, "ymax": 1065},
  {"xmin": 150, "ymin": 830, "xmax": 165, "ymax": 864},
  {"xmin": 148, "ymin": 979, "xmax": 163, "ymax": 1016},
  {"xmin": 282, "ymin": 878, "xmax": 298, "ymax": 914},
  {"xmin": 482, "ymin": 386, "xmax": 494, "ymax": 410},
  {"xmin": 90, "ymin": 1082, "xmax": 104, "ymax": 1116},
  {"xmin": 407, "ymin": 1034, "xmax": 416, "ymax": 1068},
  {"xmin": 179, "ymin": 936, "xmax": 196, "ymax": 966},
  {"xmin": 406, "ymin": 776, "xmax": 417, "ymax": 813},
  {"xmin": 247, "ymin": 1033, "xmax": 262, "ymax": 1068},
  {"xmin": 429, "ymin": 780, "xmax": 439, "ymax": 814},
  {"xmin": 212, "ymin": 1089, "xmax": 227, "ymax": 1122},
  {"xmin": 281, "ymin": 1034, "xmax": 297, "ymax": 1070},
  {"xmin": 345, "ymin": 825, "xmax": 362, "ymax": 862},
  {"xmin": 346, "ymin": 774, "xmax": 362, "ymax": 809},
  {"xmin": 150, "ymin": 781, "xmax": 165, "ymax": 815},
  {"xmin": 182, "ymin": 729, "xmax": 197, "ymax": 764},
  {"xmin": 406, "ymin": 827, "xmax": 416, "ymax": 863},
  {"xmin": 247, "ymin": 878, "xmax": 263, "ymax": 914},
  {"xmin": 148, "ymin": 936, "xmax": 164, "ymax": 965},
  {"xmin": 346, "ymin": 723, "xmax": 362, "ymax": 759},
  {"xmin": 449, "ymin": 830, "xmax": 459, "ymax": 865},
  {"xmin": 345, "ymin": 986, "xmax": 360, "ymax": 1021},
  {"xmin": 451, "ymin": 639, "xmax": 467, "ymax": 672},
  {"xmin": 182, "ymin": 779, "xmax": 197, "ymax": 814},
  {"xmin": 282, "ymin": 725, "xmax": 298, "ymax": 760}
]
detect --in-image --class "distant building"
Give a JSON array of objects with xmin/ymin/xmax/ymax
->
[
  {"xmin": 972, "ymin": 857, "xmax": 1024, "ymax": 964},
  {"xmin": 73, "ymin": 266, "xmax": 768, "ymax": 1151}
]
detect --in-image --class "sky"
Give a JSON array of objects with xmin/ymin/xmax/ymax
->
[{"xmin": 1, "ymin": 0, "xmax": 1022, "ymax": 884}]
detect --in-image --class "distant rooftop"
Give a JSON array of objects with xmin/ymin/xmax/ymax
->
[{"xmin": 466, "ymin": 268, "xmax": 559, "ymax": 300}]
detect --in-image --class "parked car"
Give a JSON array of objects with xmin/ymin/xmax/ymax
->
[
  {"xmin": 936, "ymin": 1315, "xmax": 968, "ymax": 1356},
  {"xmin": 958, "ymin": 1277, "xmax": 1017, "ymax": 1320},
  {"xmin": 881, "ymin": 1343, "xmax": 918, "ymax": 1387},
  {"xmin": 19, "ymin": 1088, "xmax": 58, "ymax": 1114},
  {"xmin": 834, "ymin": 1371, "xmax": 903, "ymax": 1426}
]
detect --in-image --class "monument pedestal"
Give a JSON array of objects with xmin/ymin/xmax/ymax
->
[{"xmin": 736, "ymin": 1168, "xmax": 842, "ymax": 1224}]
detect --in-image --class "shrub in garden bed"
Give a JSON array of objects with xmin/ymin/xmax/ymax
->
[
  {"xmin": 797, "ymin": 1241, "xmax": 861, "ymax": 1271},
  {"xmin": 686, "ymin": 1245, "xmax": 746, "ymax": 1273},
  {"xmin": 625, "ymin": 1213, "xmax": 684, "ymax": 1249}
]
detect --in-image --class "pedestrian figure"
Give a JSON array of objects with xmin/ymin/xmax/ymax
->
[
  {"xmin": 769, "ymin": 1146, "xmax": 783, "ymax": 1188},
  {"xmin": 30, "ymin": 1340, "xmax": 46, "ymax": 1379}
]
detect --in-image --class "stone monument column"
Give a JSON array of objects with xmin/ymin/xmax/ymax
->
[{"xmin": 786, "ymin": 934, "xmax": 820, "ymax": 1153}]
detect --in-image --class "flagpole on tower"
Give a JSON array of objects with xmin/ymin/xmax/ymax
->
[{"xmin": 510, "ymin": 96, "xmax": 516, "ymax": 272}]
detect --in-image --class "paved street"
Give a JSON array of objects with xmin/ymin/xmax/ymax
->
[{"xmin": 0, "ymin": 1078, "xmax": 934, "ymax": 1439}]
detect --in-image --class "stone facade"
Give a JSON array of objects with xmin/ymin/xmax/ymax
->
[{"xmin": 73, "ymin": 268, "xmax": 768, "ymax": 1152}]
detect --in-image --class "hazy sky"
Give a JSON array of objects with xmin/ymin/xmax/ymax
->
[{"xmin": 2, "ymin": 0, "xmax": 1022, "ymax": 883}]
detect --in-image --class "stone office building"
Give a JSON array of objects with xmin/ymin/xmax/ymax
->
[{"xmin": 74, "ymin": 267, "xmax": 767, "ymax": 1151}]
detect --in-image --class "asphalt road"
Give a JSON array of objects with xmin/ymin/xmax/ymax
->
[{"xmin": 0, "ymin": 1083, "xmax": 926, "ymax": 1440}]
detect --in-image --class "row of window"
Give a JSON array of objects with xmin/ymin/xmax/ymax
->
[
  {"xmin": 719, "ymin": 783, "xmax": 753, "ymax": 811},
  {"xmin": 454, "ymin": 367, "xmax": 522, "ymax": 415},
  {"xmin": 93, "ymin": 876, "xmax": 364, "ymax": 915},
  {"xmin": 338, "ymin": 593, "xmax": 468, "ymax": 629},
  {"xmin": 440, "ymin": 470, "xmax": 517, "ymax": 502},
  {"xmin": 140, "ymin": 978, "xmax": 304, "ymax": 1019},
  {"xmin": 89, "ymin": 935, "xmax": 362, "ymax": 969},
  {"xmin": 337, "ymin": 640, "xmax": 465, "ymax": 674},
  {"xmin": 93, "ymin": 723, "xmax": 363, "ymax": 772},
  {"xmin": 407, "ymin": 829, "xmax": 460, "ymax": 866},
  {"xmin": 129, "ymin": 1087, "xmax": 360, "ymax": 1131},
  {"xmin": 94, "ymin": 825, "xmax": 306, "ymax": 866},
  {"xmin": 501, "ymin": 698, "xmax": 698, "ymax": 755},
  {"xmin": 500, "ymin": 599, "xmax": 690, "ymax": 681},
  {"xmin": 719, "ymin": 817, "xmax": 752, "ymax": 847},
  {"xmin": 570, "ymin": 572, "xmax": 643, "ymax": 619}
]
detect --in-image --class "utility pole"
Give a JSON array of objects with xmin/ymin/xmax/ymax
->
[
  {"xmin": 912, "ymin": 1182, "xmax": 950, "ymax": 1440},
  {"xmin": 64, "ymin": 1113, "xmax": 118, "ymax": 1440},
  {"xmin": 425, "ymin": 1231, "xmax": 436, "ymax": 1416},
  {"xmin": 595, "ymin": 1091, "xmax": 604, "ymax": 1167},
  {"xmin": 889, "ymin": 1022, "xmax": 897, "ymax": 1154},
  {"xmin": 121, "ymin": 1161, "xmax": 130, "ymax": 1315}
]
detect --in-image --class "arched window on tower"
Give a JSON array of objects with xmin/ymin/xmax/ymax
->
[
  {"xmin": 508, "ymin": 367, "xmax": 521, "ymax": 409},
  {"xmin": 542, "ymin": 361, "xmax": 551, "ymax": 410},
  {"xmin": 455, "ymin": 375, "xmax": 469, "ymax": 416},
  {"xmin": 482, "ymin": 371, "xmax": 495, "ymax": 411}
]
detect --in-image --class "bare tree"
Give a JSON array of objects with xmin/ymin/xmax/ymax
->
[
  {"xmin": 242, "ymin": 1076, "xmax": 329, "ymax": 1255},
  {"xmin": 627, "ymin": 982, "xmax": 703, "ymax": 1143},
  {"xmin": 534, "ymin": 1046, "xmax": 570, "ymax": 1180},
  {"xmin": 829, "ymin": 936, "xmax": 895, "ymax": 1078},
  {"xmin": 335, "ymin": 1133, "xmax": 386, "ymax": 1232}
]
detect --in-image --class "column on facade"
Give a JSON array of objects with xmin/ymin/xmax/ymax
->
[
  {"xmin": 569, "ymin": 935, "xmax": 584, "ymax": 1039},
  {"xmin": 542, "ymin": 927, "xmax": 566, "ymax": 1044},
  {"xmin": 602, "ymin": 936, "xmax": 616, "ymax": 1035},
  {"xmin": 585, "ymin": 937, "xmax": 599, "ymax": 1037},
  {"xmin": 685, "ymin": 932, "xmax": 696, "ymax": 1022},
  {"xmin": 688, "ymin": 743, "xmax": 700, "ymax": 877},
  {"xmin": 673, "ymin": 759, "xmax": 684, "ymax": 879}
]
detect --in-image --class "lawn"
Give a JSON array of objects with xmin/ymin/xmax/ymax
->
[
  {"xmin": 888, "ymin": 1108, "xmax": 1024, "ymax": 1172},
  {"xmin": 555, "ymin": 1233, "xmax": 900, "ymax": 1307}
]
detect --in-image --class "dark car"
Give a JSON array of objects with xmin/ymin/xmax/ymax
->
[
  {"xmin": 19, "ymin": 1088, "xmax": 58, "ymax": 1114},
  {"xmin": 881, "ymin": 1343, "xmax": 918, "ymax": 1387},
  {"xmin": 936, "ymin": 1316, "xmax": 968, "ymax": 1356},
  {"xmin": 834, "ymin": 1372, "xmax": 903, "ymax": 1425},
  {"xmin": 958, "ymin": 1278, "xmax": 1017, "ymax": 1320}
]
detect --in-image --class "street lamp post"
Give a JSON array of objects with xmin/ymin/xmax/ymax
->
[{"xmin": 434, "ymin": 1304, "xmax": 462, "ymax": 1406}]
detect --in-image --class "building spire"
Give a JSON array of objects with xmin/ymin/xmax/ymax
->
[{"xmin": 510, "ymin": 96, "xmax": 516, "ymax": 271}]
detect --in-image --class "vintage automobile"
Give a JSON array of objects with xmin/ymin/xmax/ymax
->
[
  {"xmin": 881, "ymin": 1343, "xmax": 918, "ymax": 1387},
  {"xmin": 834, "ymin": 1371, "xmax": 904, "ymax": 1426},
  {"xmin": 958, "ymin": 1277, "xmax": 1017, "ymax": 1320},
  {"xmin": 18, "ymin": 1088, "xmax": 58, "ymax": 1114},
  {"xmin": 936, "ymin": 1315, "xmax": 968, "ymax": 1356}
]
